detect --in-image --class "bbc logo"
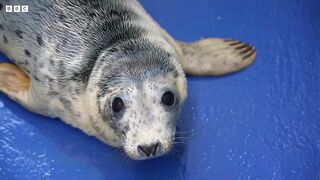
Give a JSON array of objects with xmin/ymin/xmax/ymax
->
[{"xmin": 6, "ymin": 5, "xmax": 28, "ymax": 12}]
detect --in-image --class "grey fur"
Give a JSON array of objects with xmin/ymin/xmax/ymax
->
[
  {"xmin": 0, "ymin": 0, "xmax": 256, "ymax": 160},
  {"xmin": 0, "ymin": 0, "xmax": 186, "ymax": 160}
]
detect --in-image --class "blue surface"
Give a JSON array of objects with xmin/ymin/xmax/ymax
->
[{"xmin": 1, "ymin": 0, "xmax": 320, "ymax": 179}]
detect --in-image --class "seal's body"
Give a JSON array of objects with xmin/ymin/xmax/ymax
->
[{"xmin": 0, "ymin": 0, "xmax": 256, "ymax": 160}]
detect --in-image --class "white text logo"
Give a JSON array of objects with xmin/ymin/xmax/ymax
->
[{"xmin": 5, "ymin": 5, "xmax": 28, "ymax": 13}]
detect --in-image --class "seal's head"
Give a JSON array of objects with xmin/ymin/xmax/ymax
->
[{"xmin": 89, "ymin": 40, "xmax": 187, "ymax": 160}]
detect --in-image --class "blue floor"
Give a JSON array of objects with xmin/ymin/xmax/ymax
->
[{"xmin": 1, "ymin": 0, "xmax": 320, "ymax": 179}]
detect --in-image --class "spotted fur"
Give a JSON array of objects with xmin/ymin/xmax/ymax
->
[
  {"xmin": 0, "ymin": 0, "xmax": 187, "ymax": 160},
  {"xmin": 0, "ymin": 0, "xmax": 255, "ymax": 160}
]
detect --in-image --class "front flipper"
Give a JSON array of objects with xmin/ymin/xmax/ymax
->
[
  {"xmin": 0, "ymin": 63, "xmax": 31, "ymax": 108},
  {"xmin": 175, "ymin": 38, "xmax": 256, "ymax": 76}
]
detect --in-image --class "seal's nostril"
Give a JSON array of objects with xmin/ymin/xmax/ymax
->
[
  {"xmin": 138, "ymin": 143, "xmax": 159, "ymax": 157},
  {"xmin": 150, "ymin": 143, "xmax": 159, "ymax": 156}
]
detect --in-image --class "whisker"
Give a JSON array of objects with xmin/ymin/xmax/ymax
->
[
  {"xmin": 174, "ymin": 136, "xmax": 192, "ymax": 139},
  {"xmin": 119, "ymin": 151, "xmax": 129, "ymax": 163},
  {"xmin": 175, "ymin": 129, "xmax": 198, "ymax": 138},
  {"xmin": 175, "ymin": 136, "xmax": 192, "ymax": 139},
  {"xmin": 109, "ymin": 148, "xmax": 123, "ymax": 156},
  {"xmin": 175, "ymin": 131, "xmax": 195, "ymax": 134},
  {"xmin": 114, "ymin": 149, "xmax": 129, "ymax": 164}
]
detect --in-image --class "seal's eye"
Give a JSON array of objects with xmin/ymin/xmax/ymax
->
[
  {"xmin": 162, "ymin": 91, "xmax": 175, "ymax": 106},
  {"xmin": 112, "ymin": 97, "xmax": 124, "ymax": 113}
]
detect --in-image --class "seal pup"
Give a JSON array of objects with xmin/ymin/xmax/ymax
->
[{"xmin": 0, "ymin": 0, "xmax": 256, "ymax": 160}]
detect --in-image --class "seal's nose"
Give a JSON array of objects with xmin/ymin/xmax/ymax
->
[{"xmin": 138, "ymin": 142, "xmax": 159, "ymax": 157}]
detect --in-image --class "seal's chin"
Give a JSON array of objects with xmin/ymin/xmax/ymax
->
[{"xmin": 125, "ymin": 150, "xmax": 166, "ymax": 160}]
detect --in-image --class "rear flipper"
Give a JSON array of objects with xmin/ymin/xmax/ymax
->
[
  {"xmin": 175, "ymin": 39, "xmax": 256, "ymax": 75},
  {"xmin": 0, "ymin": 63, "xmax": 31, "ymax": 108},
  {"xmin": 159, "ymin": 28, "xmax": 256, "ymax": 75}
]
